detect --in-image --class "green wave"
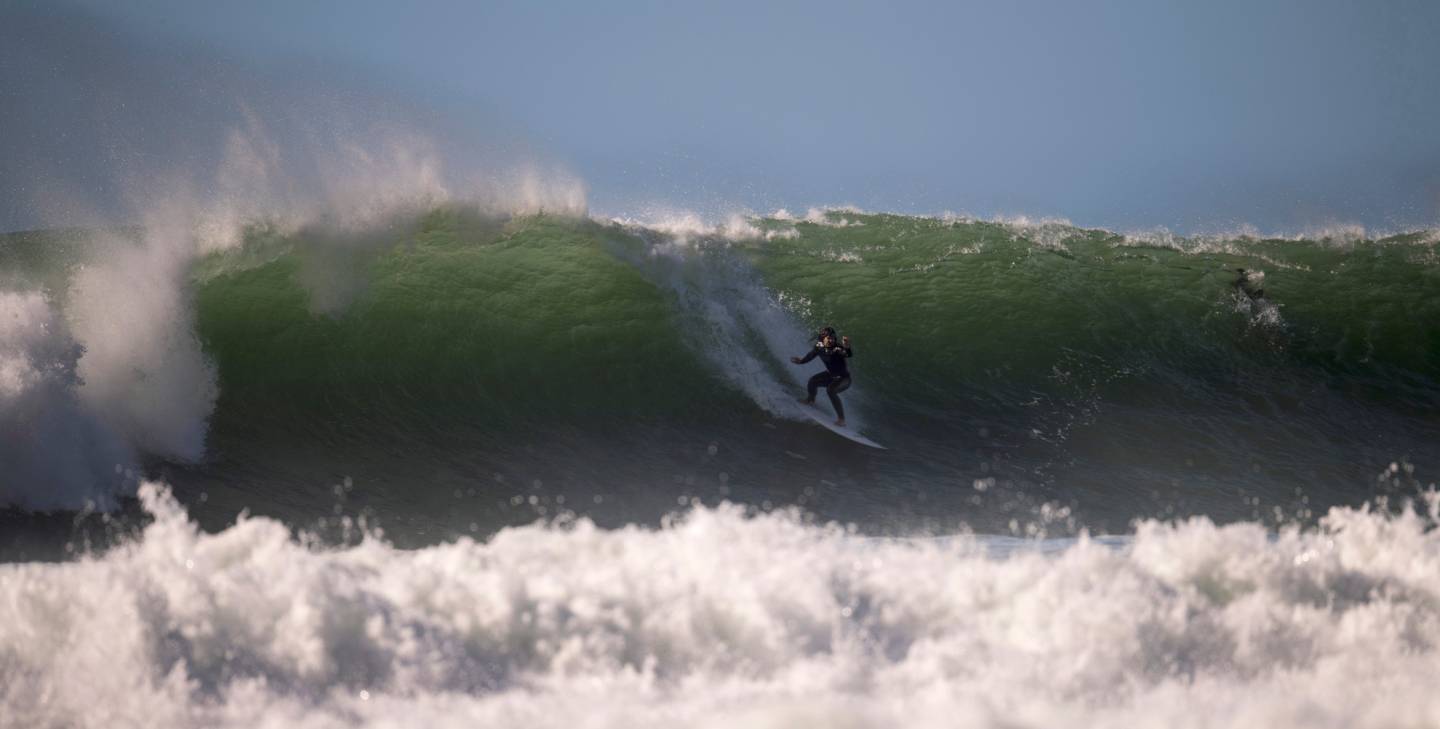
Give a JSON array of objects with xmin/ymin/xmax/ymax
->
[
  {"xmin": 5, "ymin": 210, "xmax": 1439, "ymax": 529},
  {"xmin": 744, "ymin": 214, "xmax": 1440, "ymax": 413},
  {"xmin": 176, "ymin": 209, "xmax": 1440, "ymax": 533},
  {"xmin": 189, "ymin": 210, "xmax": 1440, "ymax": 431},
  {"xmin": 193, "ymin": 211, "xmax": 721, "ymax": 427}
]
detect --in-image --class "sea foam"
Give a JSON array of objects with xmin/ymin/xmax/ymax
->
[{"xmin": 2, "ymin": 483, "xmax": 1437, "ymax": 728}]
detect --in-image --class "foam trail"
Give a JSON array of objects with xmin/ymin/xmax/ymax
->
[{"xmin": 2, "ymin": 483, "xmax": 1438, "ymax": 727}]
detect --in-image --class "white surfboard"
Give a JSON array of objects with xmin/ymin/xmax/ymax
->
[{"xmin": 797, "ymin": 402, "xmax": 886, "ymax": 449}]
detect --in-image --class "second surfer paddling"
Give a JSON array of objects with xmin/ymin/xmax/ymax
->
[{"xmin": 792, "ymin": 326, "xmax": 853, "ymax": 426}]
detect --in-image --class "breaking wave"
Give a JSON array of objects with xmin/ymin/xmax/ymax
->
[{"xmin": 2, "ymin": 483, "xmax": 1438, "ymax": 728}]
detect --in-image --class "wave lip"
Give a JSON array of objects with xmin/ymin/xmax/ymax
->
[{"xmin": 2, "ymin": 483, "xmax": 1438, "ymax": 727}]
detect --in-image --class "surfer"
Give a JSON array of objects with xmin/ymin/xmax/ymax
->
[
  {"xmin": 1234, "ymin": 268, "xmax": 1265, "ymax": 300},
  {"xmin": 792, "ymin": 326, "xmax": 853, "ymax": 426}
]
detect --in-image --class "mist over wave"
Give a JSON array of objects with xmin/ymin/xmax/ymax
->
[
  {"xmin": 0, "ymin": 5, "xmax": 586, "ymax": 511},
  {"xmin": 0, "ymin": 179, "xmax": 584, "ymax": 511}
]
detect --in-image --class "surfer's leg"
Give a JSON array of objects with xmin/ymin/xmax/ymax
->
[
  {"xmin": 826, "ymin": 376, "xmax": 851, "ymax": 423},
  {"xmin": 804, "ymin": 371, "xmax": 829, "ymax": 403}
]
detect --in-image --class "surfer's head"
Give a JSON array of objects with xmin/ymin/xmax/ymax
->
[{"xmin": 818, "ymin": 326, "xmax": 837, "ymax": 346}]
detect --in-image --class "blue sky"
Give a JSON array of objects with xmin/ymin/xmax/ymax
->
[{"xmin": 8, "ymin": 0, "xmax": 1440, "ymax": 231}]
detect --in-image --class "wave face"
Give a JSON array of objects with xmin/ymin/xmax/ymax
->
[
  {"xmin": 3, "ymin": 209, "xmax": 1438, "ymax": 538},
  {"xmin": 2, "ymin": 483, "xmax": 1439, "ymax": 728},
  {"xmin": 181, "ymin": 209, "xmax": 1437, "ymax": 534}
]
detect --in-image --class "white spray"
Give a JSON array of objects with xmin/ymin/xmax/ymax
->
[
  {"xmin": 3, "ymin": 114, "xmax": 587, "ymax": 510},
  {"xmin": 2, "ymin": 482, "xmax": 1438, "ymax": 728}
]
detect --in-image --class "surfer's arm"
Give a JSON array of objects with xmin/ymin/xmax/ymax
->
[{"xmin": 791, "ymin": 347, "xmax": 819, "ymax": 364}]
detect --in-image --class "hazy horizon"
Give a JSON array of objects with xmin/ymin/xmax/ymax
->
[{"xmin": 3, "ymin": 0, "xmax": 1439, "ymax": 234}]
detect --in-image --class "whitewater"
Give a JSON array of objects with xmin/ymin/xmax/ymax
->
[{"xmin": 2, "ymin": 483, "xmax": 1437, "ymax": 728}]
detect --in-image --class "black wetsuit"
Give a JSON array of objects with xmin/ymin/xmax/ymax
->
[
  {"xmin": 797, "ymin": 342, "xmax": 853, "ymax": 420},
  {"xmin": 1235, "ymin": 268, "xmax": 1265, "ymax": 300}
]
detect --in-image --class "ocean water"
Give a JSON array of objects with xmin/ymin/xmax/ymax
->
[
  {"xmin": 2, "ymin": 483, "xmax": 1438, "ymax": 728},
  {"xmin": 2, "ymin": 205, "xmax": 1438, "ymax": 727}
]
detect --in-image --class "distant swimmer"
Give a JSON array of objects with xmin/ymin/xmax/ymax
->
[
  {"xmin": 1234, "ymin": 268, "xmax": 1265, "ymax": 300},
  {"xmin": 791, "ymin": 326, "xmax": 854, "ymax": 426}
]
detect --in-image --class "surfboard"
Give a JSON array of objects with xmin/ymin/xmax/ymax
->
[{"xmin": 797, "ymin": 402, "xmax": 886, "ymax": 449}]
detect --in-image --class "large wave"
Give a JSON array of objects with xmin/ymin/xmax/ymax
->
[
  {"xmin": 4, "ymin": 208, "xmax": 1439, "ymax": 534},
  {"xmin": 2, "ymin": 482, "xmax": 1438, "ymax": 728}
]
